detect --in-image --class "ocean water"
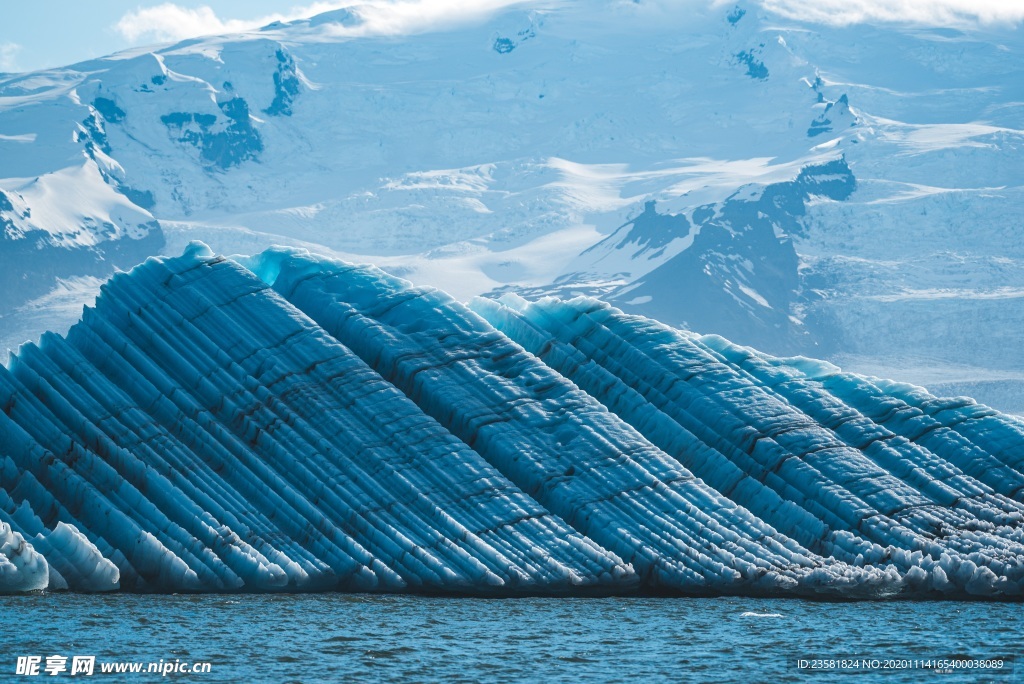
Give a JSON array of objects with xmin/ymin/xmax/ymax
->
[{"xmin": 1, "ymin": 594, "xmax": 1020, "ymax": 682}]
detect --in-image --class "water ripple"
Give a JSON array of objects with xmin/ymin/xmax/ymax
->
[{"xmin": 0, "ymin": 595, "xmax": 1019, "ymax": 683}]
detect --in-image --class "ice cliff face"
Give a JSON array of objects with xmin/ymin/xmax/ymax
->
[{"xmin": 2, "ymin": 246, "xmax": 1023, "ymax": 597}]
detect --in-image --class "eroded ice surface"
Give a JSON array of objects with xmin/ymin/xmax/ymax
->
[
  {"xmin": 2, "ymin": 245, "xmax": 1023, "ymax": 597},
  {"xmin": 474, "ymin": 294, "xmax": 1024, "ymax": 596}
]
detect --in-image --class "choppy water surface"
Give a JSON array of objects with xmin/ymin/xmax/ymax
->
[{"xmin": 1, "ymin": 594, "xmax": 1020, "ymax": 682}]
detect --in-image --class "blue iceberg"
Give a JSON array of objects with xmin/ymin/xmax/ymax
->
[{"xmin": 2, "ymin": 244, "xmax": 1022, "ymax": 597}]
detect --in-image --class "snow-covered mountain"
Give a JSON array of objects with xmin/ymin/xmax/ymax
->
[
  {"xmin": 1, "ymin": 1, "xmax": 1021, "ymax": 410},
  {"xmin": 4, "ymin": 245, "xmax": 1023, "ymax": 595}
]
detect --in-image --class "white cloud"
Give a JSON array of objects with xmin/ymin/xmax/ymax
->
[
  {"xmin": 345, "ymin": 0, "xmax": 541, "ymax": 36},
  {"xmin": 115, "ymin": 3, "xmax": 306, "ymax": 43},
  {"xmin": 113, "ymin": 0, "xmax": 536, "ymax": 45},
  {"xmin": 0, "ymin": 42, "xmax": 21, "ymax": 72},
  {"xmin": 113, "ymin": 0, "xmax": 1024, "ymax": 47},
  {"xmin": 759, "ymin": 0, "xmax": 1024, "ymax": 27}
]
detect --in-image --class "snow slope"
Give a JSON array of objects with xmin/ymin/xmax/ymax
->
[
  {"xmin": 2, "ymin": 245, "xmax": 1023, "ymax": 596},
  {"xmin": 0, "ymin": 1, "xmax": 1021, "ymax": 410}
]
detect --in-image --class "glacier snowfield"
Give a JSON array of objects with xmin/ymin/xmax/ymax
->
[
  {"xmin": 3, "ymin": 245, "xmax": 1024, "ymax": 598},
  {"xmin": 2, "ymin": 0, "xmax": 1023, "ymax": 414}
]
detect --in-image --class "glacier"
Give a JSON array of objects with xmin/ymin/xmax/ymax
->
[{"xmin": 2, "ymin": 244, "xmax": 1023, "ymax": 598}]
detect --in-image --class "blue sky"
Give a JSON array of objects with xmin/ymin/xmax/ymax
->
[
  {"xmin": 0, "ymin": 1, "xmax": 353, "ymax": 72},
  {"xmin": 2, "ymin": 0, "xmax": 1022, "ymax": 74}
]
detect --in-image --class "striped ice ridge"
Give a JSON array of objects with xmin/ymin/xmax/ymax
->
[
  {"xmin": 256, "ymin": 249, "xmax": 892, "ymax": 597},
  {"xmin": 0, "ymin": 243, "xmax": 632, "ymax": 594},
  {"xmin": 472, "ymin": 294, "xmax": 1024, "ymax": 597},
  {"xmin": 1, "ymin": 244, "xmax": 1022, "ymax": 597}
]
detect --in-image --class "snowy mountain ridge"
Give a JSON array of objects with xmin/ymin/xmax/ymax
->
[{"xmin": 1, "ymin": 0, "xmax": 1022, "ymax": 409}]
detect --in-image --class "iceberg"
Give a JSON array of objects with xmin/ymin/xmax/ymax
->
[
  {"xmin": 1, "ymin": 243, "xmax": 630, "ymax": 593},
  {"xmin": 1, "ymin": 244, "xmax": 1022, "ymax": 597},
  {"xmin": 473, "ymin": 294, "xmax": 1024, "ymax": 596},
  {"xmin": 0, "ymin": 522, "xmax": 49, "ymax": 593}
]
